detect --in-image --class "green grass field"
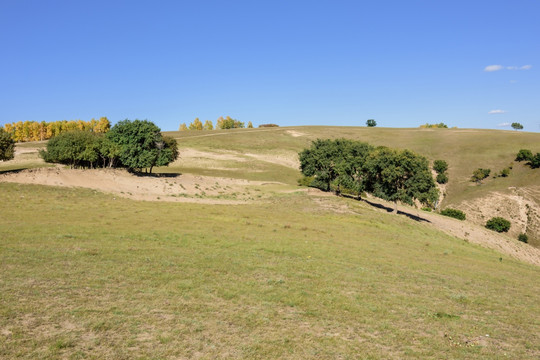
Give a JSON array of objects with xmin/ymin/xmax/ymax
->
[
  {"xmin": 1, "ymin": 126, "xmax": 540, "ymax": 358},
  {"xmin": 1, "ymin": 182, "xmax": 540, "ymax": 359}
]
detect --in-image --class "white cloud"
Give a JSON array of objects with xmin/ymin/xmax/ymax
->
[
  {"xmin": 484, "ymin": 64, "xmax": 532, "ymax": 72},
  {"xmin": 485, "ymin": 65, "xmax": 503, "ymax": 72},
  {"xmin": 498, "ymin": 122, "xmax": 510, "ymax": 127},
  {"xmin": 489, "ymin": 109, "xmax": 506, "ymax": 114}
]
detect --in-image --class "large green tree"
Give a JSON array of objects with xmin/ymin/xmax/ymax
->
[
  {"xmin": 106, "ymin": 120, "xmax": 178, "ymax": 173},
  {"xmin": 363, "ymin": 147, "xmax": 438, "ymax": 210},
  {"xmin": 299, "ymin": 139, "xmax": 373, "ymax": 194},
  {"xmin": 0, "ymin": 128, "xmax": 15, "ymax": 161},
  {"xmin": 39, "ymin": 130, "xmax": 101, "ymax": 168}
]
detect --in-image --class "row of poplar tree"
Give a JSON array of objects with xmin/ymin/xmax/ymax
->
[
  {"xmin": 299, "ymin": 139, "xmax": 440, "ymax": 209},
  {"xmin": 179, "ymin": 116, "xmax": 253, "ymax": 131},
  {"xmin": 1, "ymin": 117, "xmax": 111, "ymax": 142}
]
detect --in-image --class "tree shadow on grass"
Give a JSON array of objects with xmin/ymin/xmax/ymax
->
[
  {"xmin": 361, "ymin": 198, "xmax": 431, "ymax": 223},
  {"xmin": 129, "ymin": 171, "xmax": 182, "ymax": 178},
  {"xmin": 0, "ymin": 168, "xmax": 27, "ymax": 175}
]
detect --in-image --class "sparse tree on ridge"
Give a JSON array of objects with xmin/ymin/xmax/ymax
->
[
  {"xmin": 511, "ymin": 122, "xmax": 524, "ymax": 130},
  {"xmin": 247, "ymin": 121, "xmax": 253, "ymax": 128},
  {"xmin": 189, "ymin": 118, "xmax": 203, "ymax": 131},
  {"xmin": 216, "ymin": 116, "xmax": 244, "ymax": 129},
  {"xmin": 179, "ymin": 123, "xmax": 188, "ymax": 131},
  {"xmin": 203, "ymin": 120, "xmax": 214, "ymax": 130},
  {"xmin": 366, "ymin": 119, "xmax": 377, "ymax": 127}
]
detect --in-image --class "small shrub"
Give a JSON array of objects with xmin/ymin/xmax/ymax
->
[
  {"xmin": 515, "ymin": 149, "xmax": 533, "ymax": 162},
  {"xmin": 485, "ymin": 217, "xmax": 511, "ymax": 232},
  {"xmin": 471, "ymin": 168, "xmax": 490, "ymax": 183},
  {"xmin": 518, "ymin": 233, "xmax": 528, "ymax": 243},
  {"xmin": 433, "ymin": 160, "xmax": 448, "ymax": 174},
  {"xmin": 500, "ymin": 167, "xmax": 510, "ymax": 177},
  {"xmin": 421, "ymin": 207, "xmax": 432, "ymax": 212},
  {"xmin": 258, "ymin": 124, "xmax": 279, "ymax": 128},
  {"xmin": 436, "ymin": 172, "xmax": 448, "ymax": 184},
  {"xmin": 297, "ymin": 176, "xmax": 315, "ymax": 187},
  {"xmin": 440, "ymin": 208, "xmax": 466, "ymax": 220},
  {"xmin": 531, "ymin": 153, "xmax": 540, "ymax": 169}
]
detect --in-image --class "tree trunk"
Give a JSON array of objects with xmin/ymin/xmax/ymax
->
[{"xmin": 393, "ymin": 201, "xmax": 398, "ymax": 214}]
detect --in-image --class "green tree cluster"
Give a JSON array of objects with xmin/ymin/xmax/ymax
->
[
  {"xmin": 299, "ymin": 139, "xmax": 438, "ymax": 209},
  {"xmin": 40, "ymin": 120, "xmax": 178, "ymax": 173},
  {"xmin": 366, "ymin": 119, "xmax": 377, "ymax": 127},
  {"xmin": 471, "ymin": 168, "xmax": 491, "ymax": 184},
  {"xmin": 515, "ymin": 149, "xmax": 540, "ymax": 168},
  {"xmin": 0, "ymin": 128, "xmax": 15, "ymax": 161},
  {"xmin": 433, "ymin": 159, "xmax": 449, "ymax": 184}
]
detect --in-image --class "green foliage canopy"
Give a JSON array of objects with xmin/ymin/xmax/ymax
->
[
  {"xmin": 485, "ymin": 217, "xmax": 511, "ymax": 232},
  {"xmin": 440, "ymin": 208, "xmax": 466, "ymax": 220},
  {"xmin": 39, "ymin": 131, "xmax": 101, "ymax": 168},
  {"xmin": 471, "ymin": 168, "xmax": 491, "ymax": 183},
  {"xmin": 515, "ymin": 149, "xmax": 533, "ymax": 162},
  {"xmin": 0, "ymin": 128, "xmax": 15, "ymax": 161},
  {"xmin": 433, "ymin": 160, "xmax": 448, "ymax": 174},
  {"xmin": 299, "ymin": 139, "xmax": 438, "ymax": 207},
  {"xmin": 106, "ymin": 120, "xmax": 178, "ymax": 172},
  {"xmin": 511, "ymin": 122, "xmax": 524, "ymax": 130},
  {"xmin": 299, "ymin": 139, "xmax": 373, "ymax": 195},
  {"xmin": 40, "ymin": 120, "xmax": 179, "ymax": 173},
  {"xmin": 366, "ymin": 119, "xmax": 377, "ymax": 127},
  {"xmin": 364, "ymin": 147, "xmax": 438, "ymax": 207}
]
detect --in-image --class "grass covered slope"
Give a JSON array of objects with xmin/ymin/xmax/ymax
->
[
  {"xmin": 1, "ymin": 183, "xmax": 539, "ymax": 359},
  {"xmin": 163, "ymin": 126, "xmax": 540, "ymax": 244},
  {"xmin": 164, "ymin": 126, "xmax": 540, "ymax": 201}
]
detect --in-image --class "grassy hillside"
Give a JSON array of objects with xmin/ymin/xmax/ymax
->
[
  {"xmin": 161, "ymin": 126, "xmax": 540, "ymax": 245},
  {"xmin": 1, "ymin": 182, "xmax": 539, "ymax": 359},
  {"xmin": 163, "ymin": 126, "xmax": 540, "ymax": 205}
]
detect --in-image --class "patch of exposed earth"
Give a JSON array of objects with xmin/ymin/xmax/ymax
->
[
  {"xmin": 454, "ymin": 187, "xmax": 540, "ymax": 247},
  {"xmin": 0, "ymin": 167, "xmax": 284, "ymax": 204}
]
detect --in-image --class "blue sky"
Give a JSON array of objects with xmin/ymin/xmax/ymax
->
[{"xmin": 1, "ymin": 0, "xmax": 538, "ymax": 131}]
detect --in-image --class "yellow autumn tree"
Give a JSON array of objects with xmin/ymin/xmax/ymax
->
[
  {"xmin": 203, "ymin": 120, "xmax": 214, "ymax": 130},
  {"xmin": 179, "ymin": 123, "xmax": 188, "ymax": 131},
  {"xmin": 189, "ymin": 118, "xmax": 203, "ymax": 130}
]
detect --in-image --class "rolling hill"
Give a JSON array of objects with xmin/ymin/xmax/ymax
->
[{"xmin": 1, "ymin": 126, "xmax": 539, "ymax": 359}]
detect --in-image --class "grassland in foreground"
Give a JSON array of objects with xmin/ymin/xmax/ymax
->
[{"xmin": 1, "ymin": 182, "xmax": 539, "ymax": 359}]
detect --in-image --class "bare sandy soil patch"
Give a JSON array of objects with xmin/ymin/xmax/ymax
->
[
  {"xmin": 455, "ymin": 187, "xmax": 540, "ymax": 246},
  {"xmin": 285, "ymin": 130, "xmax": 306, "ymax": 137},
  {"xmin": 0, "ymin": 167, "xmax": 282, "ymax": 204}
]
